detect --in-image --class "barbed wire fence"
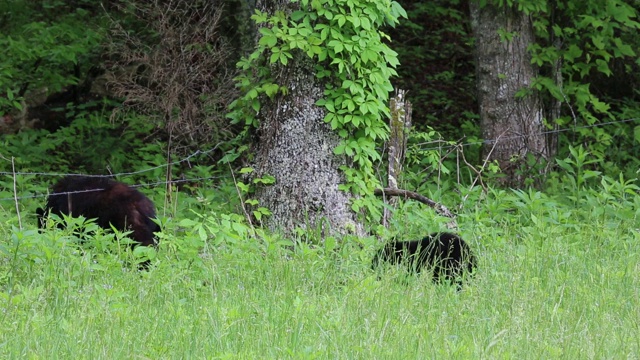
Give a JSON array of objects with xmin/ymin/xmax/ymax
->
[
  {"xmin": 0, "ymin": 145, "xmax": 228, "ymax": 204},
  {"xmin": 1, "ymin": 116, "xmax": 638, "ymax": 206},
  {"xmin": 413, "ymin": 117, "xmax": 640, "ymax": 152}
]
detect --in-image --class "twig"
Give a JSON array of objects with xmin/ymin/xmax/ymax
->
[
  {"xmin": 374, "ymin": 188, "xmax": 457, "ymax": 229},
  {"xmin": 11, "ymin": 157, "xmax": 22, "ymax": 229},
  {"xmin": 461, "ymin": 128, "xmax": 507, "ymax": 205},
  {"xmin": 228, "ymin": 163, "xmax": 254, "ymax": 228}
]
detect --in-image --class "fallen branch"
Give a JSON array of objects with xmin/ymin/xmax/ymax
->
[{"xmin": 374, "ymin": 188, "xmax": 458, "ymax": 229}]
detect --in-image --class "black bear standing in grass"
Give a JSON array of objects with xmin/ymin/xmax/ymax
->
[
  {"xmin": 36, "ymin": 176, "xmax": 160, "ymax": 247},
  {"xmin": 372, "ymin": 232, "xmax": 476, "ymax": 288}
]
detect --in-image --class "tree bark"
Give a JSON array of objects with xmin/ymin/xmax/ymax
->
[
  {"xmin": 251, "ymin": 0, "xmax": 364, "ymax": 238},
  {"xmin": 469, "ymin": 1, "xmax": 548, "ymax": 187},
  {"xmin": 382, "ymin": 89, "xmax": 411, "ymax": 228}
]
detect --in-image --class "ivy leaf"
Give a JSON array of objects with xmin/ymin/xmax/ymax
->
[
  {"xmin": 344, "ymin": 143, "xmax": 354, "ymax": 156},
  {"xmin": 328, "ymin": 40, "xmax": 344, "ymax": 53},
  {"xmin": 259, "ymin": 27, "xmax": 274, "ymax": 36},
  {"xmin": 360, "ymin": 17, "xmax": 371, "ymax": 30},
  {"xmin": 386, "ymin": 54, "xmax": 400, "ymax": 67},
  {"xmin": 280, "ymin": 52, "xmax": 289, "ymax": 65},
  {"xmin": 359, "ymin": 102, "xmax": 369, "ymax": 115},
  {"xmin": 366, "ymin": 102, "xmax": 378, "ymax": 115},
  {"xmin": 564, "ymin": 44, "xmax": 583, "ymax": 62},
  {"xmin": 390, "ymin": 1, "xmax": 407, "ymax": 19},
  {"xmin": 318, "ymin": 49, "xmax": 328, "ymax": 62},
  {"xmin": 590, "ymin": 95, "xmax": 610, "ymax": 113},
  {"xmin": 246, "ymin": 88, "xmax": 258, "ymax": 100},
  {"xmin": 592, "ymin": 36, "xmax": 605, "ymax": 50},
  {"xmin": 345, "ymin": 99, "xmax": 355, "ymax": 112},
  {"xmin": 263, "ymin": 83, "xmax": 280, "ymax": 97},
  {"xmin": 309, "ymin": 45, "xmax": 323, "ymax": 56},
  {"xmin": 259, "ymin": 34, "xmax": 278, "ymax": 47},
  {"xmin": 613, "ymin": 38, "xmax": 635, "ymax": 57},
  {"xmin": 290, "ymin": 10, "xmax": 306, "ymax": 21},
  {"xmin": 298, "ymin": 27, "xmax": 312, "ymax": 37},
  {"xmin": 323, "ymin": 99, "xmax": 335, "ymax": 112},
  {"xmin": 329, "ymin": 114, "xmax": 340, "ymax": 129},
  {"xmin": 251, "ymin": 99, "xmax": 261, "ymax": 113},
  {"xmin": 350, "ymin": 16, "xmax": 360, "ymax": 28},
  {"xmin": 596, "ymin": 59, "xmax": 611, "ymax": 76},
  {"xmin": 252, "ymin": 10, "xmax": 268, "ymax": 23}
]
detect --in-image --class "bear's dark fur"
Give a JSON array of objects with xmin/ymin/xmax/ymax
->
[
  {"xmin": 36, "ymin": 176, "xmax": 160, "ymax": 247},
  {"xmin": 372, "ymin": 232, "xmax": 476, "ymax": 287}
]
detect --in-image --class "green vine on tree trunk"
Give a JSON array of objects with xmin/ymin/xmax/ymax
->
[{"xmin": 228, "ymin": 0, "xmax": 406, "ymax": 214}]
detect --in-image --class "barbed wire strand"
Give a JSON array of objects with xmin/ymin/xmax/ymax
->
[
  {"xmin": 415, "ymin": 117, "xmax": 640, "ymax": 152},
  {"xmin": 0, "ymin": 143, "xmax": 222, "ymax": 178},
  {"xmin": 1, "ymin": 116, "xmax": 638, "ymax": 204},
  {"xmin": 0, "ymin": 175, "xmax": 228, "ymax": 203},
  {"xmin": 0, "ymin": 144, "xmax": 225, "ymax": 203}
]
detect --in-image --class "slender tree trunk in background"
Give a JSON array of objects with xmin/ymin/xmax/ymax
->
[
  {"xmin": 251, "ymin": 0, "xmax": 364, "ymax": 238},
  {"xmin": 383, "ymin": 90, "xmax": 411, "ymax": 228},
  {"xmin": 469, "ymin": 1, "xmax": 548, "ymax": 187}
]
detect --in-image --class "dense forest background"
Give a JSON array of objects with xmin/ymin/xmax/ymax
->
[
  {"xmin": 2, "ymin": 0, "xmax": 638, "ymax": 191},
  {"xmin": 1, "ymin": 1, "xmax": 639, "ymax": 357}
]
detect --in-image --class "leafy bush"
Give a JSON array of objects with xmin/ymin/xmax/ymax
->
[
  {"xmin": 0, "ymin": 112, "xmax": 163, "ymax": 176},
  {"xmin": 0, "ymin": 8, "xmax": 104, "ymax": 116}
]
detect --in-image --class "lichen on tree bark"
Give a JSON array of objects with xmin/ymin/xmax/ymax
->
[{"xmin": 252, "ymin": 54, "xmax": 364, "ymax": 237}]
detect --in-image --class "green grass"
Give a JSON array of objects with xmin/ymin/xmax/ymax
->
[{"xmin": 1, "ymin": 187, "xmax": 639, "ymax": 359}]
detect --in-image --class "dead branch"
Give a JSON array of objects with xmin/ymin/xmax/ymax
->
[
  {"xmin": 374, "ymin": 187, "xmax": 457, "ymax": 222},
  {"xmin": 104, "ymin": 0, "xmax": 239, "ymax": 156}
]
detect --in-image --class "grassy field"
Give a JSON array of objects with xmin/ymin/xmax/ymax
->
[{"xmin": 1, "ymin": 184, "xmax": 639, "ymax": 359}]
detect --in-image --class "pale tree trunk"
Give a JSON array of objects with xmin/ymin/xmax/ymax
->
[
  {"xmin": 469, "ymin": 1, "xmax": 548, "ymax": 187},
  {"xmin": 382, "ymin": 90, "xmax": 411, "ymax": 228},
  {"xmin": 251, "ymin": 0, "xmax": 364, "ymax": 238}
]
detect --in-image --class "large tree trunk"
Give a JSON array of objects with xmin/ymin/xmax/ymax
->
[
  {"xmin": 251, "ymin": 0, "xmax": 364, "ymax": 238},
  {"xmin": 469, "ymin": 1, "xmax": 548, "ymax": 187}
]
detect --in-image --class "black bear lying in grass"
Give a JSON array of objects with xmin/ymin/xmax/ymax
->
[
  {"xmin": 372, "ymin": 232, "xmax": 476, "ymax": 288},
  {"xmin": 36, "ymin": 176, "xmax": 160, "ymax": 248}
]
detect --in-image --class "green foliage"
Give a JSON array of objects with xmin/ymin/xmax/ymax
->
[
  {"xmin": 595, "ymin": 104, "xmax": 640, "ymax": 180},
  {"xmin": 234, "ymin": 167, "xmax": 273, "ymax": 222},
  {"xmin": 383, "ymin": 0, "xmax": 640, "ymax": 186},
  {"xmin": 0, "ymin": 177, "xmax": 259, "ymax": 283},
  {"xmin": 555, "ymin": 145, "xmax": 602, "ymax": 193},
  {"xmin": 0, "ymin": 111, "xmax": 164, "ymax": 176},
  {"xmin": 229, "ymin": 0, "xmax": 406, "ymax": 207},
  {"xmin": 547, "ymin": 145, "xmax": 639, "ymax": 209},
  {"xmin": 2, "ymin": 170, "xmax": 640, "ymax": 357},
  {"xmin": 522, "ymin": 0, "xmax": 640, "ymax": 173},
  {"xmin": 0, "ymin": 8, "xmax": 104, "ymax": 115},
  {"xmin": 386, "ymin": 1, "xmax": 477, "ymax": 138},
  {"xmin": 409, "ymin": 129, "xmax": 454, "ymax": 172}
]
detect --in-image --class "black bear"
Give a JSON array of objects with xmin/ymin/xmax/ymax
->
[
  {"xmin": 372, "ymin": 232, "xmax": 476, "ymax": 287},
  {"xmin": 36, "ymin": 176, "xmax": 160, "ymax": 248}
]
